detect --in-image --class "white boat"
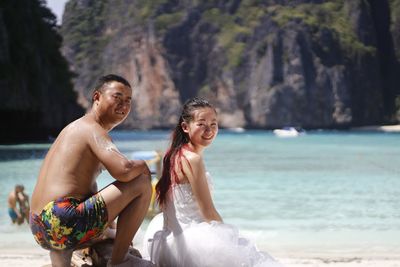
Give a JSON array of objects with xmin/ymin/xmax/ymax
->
[
  {"xmin": 227, "ymin": 127, "xmax": 245, "ymax": 133},
  {"xmin": 273, "ymin": 127, "xmax": 304, "ymax": 137}
]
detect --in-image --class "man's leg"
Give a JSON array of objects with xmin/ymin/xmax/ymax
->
[
  {"xmin": 99, "ymin": 173, "xmax": 152, "ymax": 265},
  {"xmin": 49, "ymin": 249, "xmax": 73, "ymax": 267},
  {"xmin": 17, "ymin": 216, "xmax": 24, "ymax": 225}
]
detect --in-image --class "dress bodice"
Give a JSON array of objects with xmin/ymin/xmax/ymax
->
[{"xmin": 163, "ymin": 172, "xmax": 213, "ymax": 231}]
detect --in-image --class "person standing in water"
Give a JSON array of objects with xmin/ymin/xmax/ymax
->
[
  {"xmin": 17, "ymin": 184, "xmax": 30, "ymax": 223},
  {"xmin": 144, "ymin": 97, "xmax": 282, "ymax": 266},
  {"xmin": 30, "ymin": 74, "xmax": 153, "ymax": 267},
  {"xmin": 7, "ymin": 184, "xmax": 26, "ymax": 225}
]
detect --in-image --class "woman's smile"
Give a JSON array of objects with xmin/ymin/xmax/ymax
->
[{"xmin": 202, "ymin": 134, "xmax": 214, "ymax": 140}]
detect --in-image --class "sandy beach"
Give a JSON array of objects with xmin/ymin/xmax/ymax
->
[
  {"xmin": 0, "ymin": 248, "xmax": 49, "ymax": 266},
  {"xmin": 1, "ymin": 248, "xmax": 400, "ymax": 267},
  {"xmin": 282, "ymin": 257, "xmax": 400, "ymax": 267}
]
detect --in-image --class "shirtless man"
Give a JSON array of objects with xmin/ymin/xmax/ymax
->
[
  {"xmin": 8, "ymin": 185, "xmax": 24, "ymax": 224},
  {"xmin": 30, "ymin": 74, "xmax": 153, "ymax": 267}
]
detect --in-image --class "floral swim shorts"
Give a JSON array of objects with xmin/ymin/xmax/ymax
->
[{"xmin": 29, "ymin": 194, "xmax": 108, "ymax": 250}]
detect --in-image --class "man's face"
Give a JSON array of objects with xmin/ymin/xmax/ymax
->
[
  {"xmin": 96, "ymin": 81, "xmax": 132, "ymax": 126},
  {"xmin": 15, "ymin": 185, "xmax": 23, "ymax": 193}
]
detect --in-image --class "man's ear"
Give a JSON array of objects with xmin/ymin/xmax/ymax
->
[
  {"xmin": 92, "ymin": 90, "xmax": 101, "ymax": 102},
  {"xmin": 181, "ymin": 121, "xmax": 189, "ymax": 133}
]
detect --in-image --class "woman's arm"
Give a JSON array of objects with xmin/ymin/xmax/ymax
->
[{"xmin": 182, "ymin": 152, "xmax": 222, "ymax": 222}]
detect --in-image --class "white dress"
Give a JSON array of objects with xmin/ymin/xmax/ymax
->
[{"xmin": 143, "ymin": 173, "xmax": 283, "ymax": 267}]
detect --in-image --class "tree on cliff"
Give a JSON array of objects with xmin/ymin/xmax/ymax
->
[{"xmin": 0, "ymin": 0, "xmax": 83, "ymax": 143}]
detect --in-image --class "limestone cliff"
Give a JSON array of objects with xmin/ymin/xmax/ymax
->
[
  {"xmin": 0, "ymin": 0, "xmax": 83, "ymax": 142},
  {"xmin": 61, "ymin": 0, "xmax": 400, "ymax": 129}
]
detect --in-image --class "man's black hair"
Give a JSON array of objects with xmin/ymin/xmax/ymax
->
[{"xmin": 94, "ymin": 74, "xmax": 131, "ymax": 93}]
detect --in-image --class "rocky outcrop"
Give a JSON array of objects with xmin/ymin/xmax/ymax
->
[
  {"xmin": 390, "ymin": 0, "xmax": 400, "ymax": 120},
  {"xmin": 391, "ymin": 0, "xmax": 400, "ymax": 60},
  {"xmin": 61, "ymin": 1, "xmax": 180, "ymax": 129},
  {"xmin": 61, "ymin": 0, "xmax": 400, "ymax": 129},
  {"xmin": 0, "ymin": 0, "xmax": 83, "ymax": 142}
]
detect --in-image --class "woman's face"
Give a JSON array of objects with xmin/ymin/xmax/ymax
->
[{"xmin": 182, "ymin": 107, "xmax": 218, "ymax": 149}]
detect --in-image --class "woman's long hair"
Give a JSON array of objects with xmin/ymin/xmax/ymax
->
[{"xmin": 155, "ymin": 97, "xmax": 215, "ymax": 207}]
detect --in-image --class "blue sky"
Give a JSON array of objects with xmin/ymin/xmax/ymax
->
[{"xmin": 46, "ymin": 0, "xmax": 68, "ymax": 24}]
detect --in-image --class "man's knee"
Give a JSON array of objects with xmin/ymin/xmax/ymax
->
[
  {"xmin": 120, "ymin": 173, "xmax": 151, "ymax": 198},
  {"xmin": 136, "ymin": 173, "xmax": 152, "ymax": 197}
]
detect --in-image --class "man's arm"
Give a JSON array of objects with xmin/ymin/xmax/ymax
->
[{"xmin": 89, "ymin": 131, "xmax": 150, "ymax": 182}]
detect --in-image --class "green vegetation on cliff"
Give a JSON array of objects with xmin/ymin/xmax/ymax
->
[
  {"xmin": 389, "ymin": 0, "xmax": 400, "ymax": 59},
  {"xmin": 269, "ymin": 2, "xmax": 375, "ymax": 55},
  {"xmin": 390, "ymin": 0, "xmax": 400, "ymax": 120},
  {"xmin": 61, "ymin": 0, "xmax": 107, "ymax": 79},
  {"xmin": 0, "ymin": 0, "xmax": 83, "ymax": 142},
  {"xmin": 154, "ymin": 11, "xmax": 184, "ymax": 34},
  {"xmin": 190, "ymin": 1, "xmax": 376, "ymax": 71},
  {"xmin": 61, "ymin": 0, "xmax": 400, "ymax": 127},
  {"xmin": 203, "ymin": 7, "xmax": 254, "ymax": 68},
  {"xmin": 202, "ymin": 0, "xmax": 379, "ymax": 69}
]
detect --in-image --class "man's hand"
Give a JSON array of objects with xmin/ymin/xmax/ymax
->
[{"xmin": 143, "ymin": 164, "xmax": 152, "ymax": 178}]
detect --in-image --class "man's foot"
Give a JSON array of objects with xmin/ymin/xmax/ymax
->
[
  {"xmin": 71, "ymin": 249, "xmax": 92, "ymax": 267},
  {"xmin": 127, "ymin": 246, "xmax": 142, "ymax": 258},
  {"xmin": 107, "ymin": 254, "xmax": 154, "ymax": 267}
]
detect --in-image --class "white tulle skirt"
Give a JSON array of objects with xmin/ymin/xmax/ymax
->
[{"xmin": 143, "ymin": 214, "xmax": 283, "ymax": 267}]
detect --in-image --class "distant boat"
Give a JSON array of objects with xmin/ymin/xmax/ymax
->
[
  {"xmin": 273, "ymin": 127, "xmax": 305, "ymax": 138},
  {"xmin": 227, "ymin": 127, "xmax": 245, "ymax": 133}
]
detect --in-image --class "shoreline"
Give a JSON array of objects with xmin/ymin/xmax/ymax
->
[
  {"xmin": 1, "ymin": 125, "xmax": 400, "ymax": 145},
  {"xmin": 350, "ymin": 124, "xmax": 400, "ymax": 132}
]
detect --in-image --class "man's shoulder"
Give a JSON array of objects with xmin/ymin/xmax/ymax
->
[
  {"xmin": 64, "ymin": 117, "xmax": 105, "ymax": 138},
  {"xmin": 57, "ymin": 117, "xmax": 110, "ymax": 155},
  {"xmin": 52, "ymin": 122, "xmax": 87, "ymax": 151},
  {"xmin": 8, "ymin": 191, "xmax": 16, "ymax": 201}
]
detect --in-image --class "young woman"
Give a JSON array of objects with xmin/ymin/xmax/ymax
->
[{"xmin": 144, "ymin": 98, "xmax": 282, "ymax": 267}]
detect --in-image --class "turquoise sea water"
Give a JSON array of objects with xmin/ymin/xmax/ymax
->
[{"xmin": 0, "ymin": 130, "xmax": 399, "ymax": 257}]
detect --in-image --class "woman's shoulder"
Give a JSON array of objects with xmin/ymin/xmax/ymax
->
[{"xmin": 182, "ymin": 149, "xmax": 202, "ymax": 165}]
